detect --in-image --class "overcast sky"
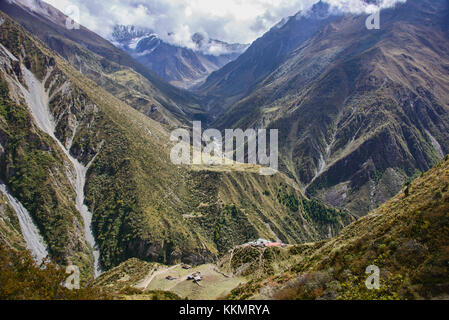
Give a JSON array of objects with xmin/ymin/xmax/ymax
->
[{"xmin": 43, "ymin": 0, "xmax": 405, "ymax": 47}]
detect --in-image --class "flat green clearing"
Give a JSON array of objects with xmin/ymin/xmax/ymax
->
[{"xmin": 141, "ymin": 264, "xmax": 247, "ymax": 300}]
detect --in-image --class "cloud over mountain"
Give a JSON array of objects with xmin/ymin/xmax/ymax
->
[{"xmin": 42, "ymin": 0, "xmax": 406, "ymax": 50}]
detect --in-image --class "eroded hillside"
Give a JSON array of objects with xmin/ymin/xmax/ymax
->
[{"xmin": 199, "ymin": 0, "xmax": 449, "ymax": 216}]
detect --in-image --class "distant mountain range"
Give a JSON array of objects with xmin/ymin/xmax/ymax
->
[
  {"xmin": 0, "ymin": 0, "xmax": 351, "ymax": 280},
  {"xmin": 111, "ymin": 25, "xmax": 248, "ymax": 89}
]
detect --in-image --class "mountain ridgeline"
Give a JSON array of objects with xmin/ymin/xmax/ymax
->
[
  {"xmin": 0, "ymin": 0, "xmax": 208, "ymax": 126},
  {"xmin": 198, "ymin": 0, "xmax": 449, "ymax": 216},
  {"xmin": 111, "ymin": 25, "xmax": 248, "ymax": 89}
]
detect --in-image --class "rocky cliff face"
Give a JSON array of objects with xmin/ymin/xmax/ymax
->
[{"xmin": 198, "ymin": 1, "xmax": 338, "ymax": 115}]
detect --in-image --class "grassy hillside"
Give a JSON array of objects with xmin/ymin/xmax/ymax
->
[
  {"xmin": 227, "ymin": 156, "xmax": 449, "ymax": 300},
  {"xmin": 1, "ymin": 1, "xmax": 447, "ymax": 301},
  {"xmin": 3, "ymin": 156, "xmax": 447, "ymax": 300},
  {"xmin": 0, "ymin": 48, "xmax": 93, "ymax": 277},
  {"xmin": 198, "ymin": 0, "xmax": 449, "ymax": 217}
]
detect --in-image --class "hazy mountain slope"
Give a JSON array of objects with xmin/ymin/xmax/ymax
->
[
  {"xmin": 0, "ymin": 12, "xmax": 353, "ymax": 277},
  {"xmin": 227, "ymin": 156, "xmax": 449, "ymax": 300},
  {"xmin": 200, "ymin": 0, "xmax": 449, "ymax": 215},
  {"xmin": 0, "ymin": 188, "xmax": 27, "ymax": 252},
  {"xmin": 0, "ymin": 0, "xmax": 207, "ymax": 125},
  {"xmin": 112, "ymin": 26, "xmax": 247, "ymax": 89}
]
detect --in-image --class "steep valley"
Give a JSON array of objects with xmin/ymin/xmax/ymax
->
[
  {"xmin": 198, "ymin": 0, "xmax": 449, "ymax": 216},
  {"xmin": 0, "ymin": 0, "xmax": 207, "ymax": 126},
  {"xmin": 0, "ymin": 0, "xmax": 448, "ymax": 301}
]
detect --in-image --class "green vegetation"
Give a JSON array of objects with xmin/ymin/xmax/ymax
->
[
  {"xmin": 226, "ymin": 158, "xmax": 449, "ymax": 300},
  {"xmin": 0, "ymin": 244, "xmax": 106, "ymax": 300},
  {"xmin": 0, "ymin": 70, "xmax": 92, "ymax": 277},
  {"xmin": 118, "ymin": 288, "xmax": 182, "ymax": 300},
  {"xmin": 93, "ymin": 258, "xmax": 157, "ymax": 294},
  {"xmin": 0, "ymin": 192, "xmax": 26, "ymax": 251},
  {"xmin": 277, "ymin": 184, "xmax": 299, "ymax": 212},
  {"xmin": 302, "ymin": 198, "xmax": 346, "ymax": 225},
  {"xmin": 198, "ymin": 0, "xmax": 449, "ymax": 219},
  {"xmin": 212, "ymin": 205, "xmax": 259, "ymax": 253},
  {"xmin": 1, "ymin": 2, "xmax": 448, "ymax": 300},
  {"xmin": 0, "ymin": 11, "xmax": 356, "ymax": 279}
]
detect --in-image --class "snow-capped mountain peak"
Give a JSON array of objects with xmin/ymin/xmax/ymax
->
[{"xmin": 111, "ymin": 25, "xmax": 248, "ymax": 89}]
